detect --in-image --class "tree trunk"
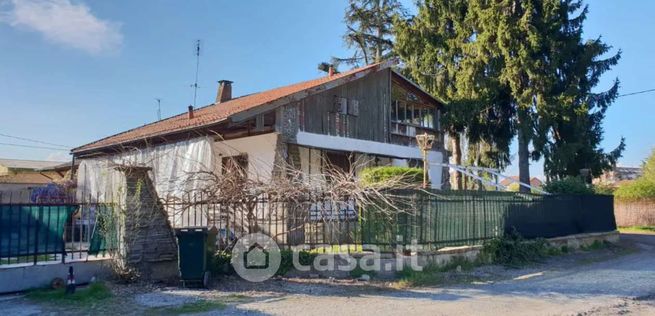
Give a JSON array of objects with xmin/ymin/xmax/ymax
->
[
  {"xmin": 517, "ymin": 109, "xmax": 531, "ymax": 193},
  {"xmin": 450, "ymin": 132, "xmax": 462, "ymax": 190}
]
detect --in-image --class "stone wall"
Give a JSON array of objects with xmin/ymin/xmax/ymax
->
[
  {"xmin": 118, "ymin": 166, "xmax": 179, "ymax": 281},
  {"xmin": 288, "ymin": 231, "xmax": 620, "ymax": 280},
  {"xmin": 614, "ymin": 199, "xmax": 655, "ymax": 227}
]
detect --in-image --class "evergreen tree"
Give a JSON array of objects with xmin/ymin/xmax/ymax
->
[
  {"xmin": 393, "ymin": 0, "xmax": 622, "ymax": 190},
  {"xmin": 336, "ymin": 0, "xmax": 405, "ymax": 67},
  {"xmin": 395, "ymin": 0, "xmax": 515, "ymax": 189},
  {"xmin": 471, "ymin": 0, "xmax": 562, "ymax": 192},
  {"xmin": 533, "ymin": 0, "xmax": 624, "ymax": 179}
]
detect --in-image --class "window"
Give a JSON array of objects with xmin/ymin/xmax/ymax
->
[
  {"xmin": 391, "ymin": 84, "xmax": 438, "ymax": 130},
  {"xmin": 391, "ymin": 101, "xmax": 398, "ymax": 122},
  {"xmin": 398, "ymin": 101, "xmax": 406, "ymax": 122},
  {"xmin": 404, "ymin": 104, "xmax": 413, "ymax": 124},
  {"xmin": 391, "ymin": 100, "xmax": 436, "ymax": 129},
  {"xmin": 413, "ymin": 107, "xmax": 421, "ymax": 125},
  {"xmin": 325, "ymin": 151, "xmax": 351, "ymax": 173}
]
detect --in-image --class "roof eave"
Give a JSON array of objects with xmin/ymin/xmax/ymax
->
[{"xmin": 71, "ymin": 117, "xmax": 230, "ymax": 156}]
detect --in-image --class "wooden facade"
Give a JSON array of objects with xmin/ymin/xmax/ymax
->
[
  {"xmin": 297, "ymin": 68, "xmax": 392, "ymax": 143},
  {"xmin": 282, "ymin": 68, "xmax": 443, "ymax": 150}
]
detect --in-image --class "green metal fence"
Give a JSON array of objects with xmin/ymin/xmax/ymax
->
[
  {"xmin": 360, "ymin": 190, "xmax": 616, "ymax": 248},
  {"xmin": 165, "ymin": 190, "xmax": 616, "ymax": 252},
  {"xmin": 0, "ymin": 202, "xmax": 116, "ymax": 265}
]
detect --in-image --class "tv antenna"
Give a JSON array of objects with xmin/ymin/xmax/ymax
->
[
  {"xmin": 191, "ymin": 39, "xmax": 202, "ymax": 107},
  {"xmin": 155, "ymin": 98, "xmax": 161, "ymax": 120}
]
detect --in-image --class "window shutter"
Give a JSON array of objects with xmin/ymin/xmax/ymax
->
[
  {"xmin": 348, "ymin": 99, "xmax": 359, "ymax": 116},
  {"xmin": 334, "ymin": 96, "xmax": 347, "ymax": 114}
]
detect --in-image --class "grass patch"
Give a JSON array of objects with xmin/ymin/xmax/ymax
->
[
  {"xmin": 619, "ymin": 226, "xmax": 655, "ymax": 234},
  {"xmin": 394, "ymin": 256, "xmax": 477, "ymax": 288},
  {"xmin": 149, "ymin": 300, "xmax": 226, "ymax": 315},
  {"xmin": 308, "ymin": 244, "xmax": 365, "ymax": 253},
  {"xmin": 26, "ymin": 282, "xmax": 112, "ymax": 305},
  {"xmin": 580, "ymin": 240, "xmax": 612, "ymax": 251},
  {"xmin": 349, "ymin": 262, "xmax": 378, "ymax": 279},
  {"xmin": 480, "ymin": 232, "xmax": 552, "ymax": 267}
]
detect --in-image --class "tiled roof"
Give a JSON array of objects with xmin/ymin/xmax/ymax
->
[
  {"xmin": 0, "ymin": 158, "xmax": 64, "ymax": 170},
  {"xmin": 0, "ymin": 172, "xmax": 54, "ymax": 184},
  {"xmin": 72, "ymin": 63, "xmax": 386, "ymax": 154},
  {"xmin": 499, "ymin": 176, "xmax": 544, "ymax": 188}
]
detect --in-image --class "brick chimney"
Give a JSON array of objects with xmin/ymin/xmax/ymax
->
[
  {"xmin": 328, "ymin": 66, "xmax": 335, "ymax": 77},
  {"xmin": 187, "ymin": 105, "xmax": 194, "ymax": 119},
  {"xmin": 216, "ymin": 80, "xmax": 233, "ymax": 103}
]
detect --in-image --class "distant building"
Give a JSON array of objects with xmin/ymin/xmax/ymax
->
[
  {"xmin": 0, "ymin": 158, "xmax": 67, "ymax": 202},
  {"xmin": 499, "ymin": 176, "xmax": 544, "ymax": 190},
  {"xmin": 593, "ymin": 166, "xmax": 642, "ymax": 186}
]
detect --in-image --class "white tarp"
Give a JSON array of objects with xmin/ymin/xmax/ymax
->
[{"xmin": 76, "ymin": 137, "xmax": 214, "ymax": 203}]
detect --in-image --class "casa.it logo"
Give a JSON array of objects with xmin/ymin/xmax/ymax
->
[{"xmin": 231, "ymin": 233, "xmax": 281, "ymax": 282}]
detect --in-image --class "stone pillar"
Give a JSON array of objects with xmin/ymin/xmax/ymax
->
[{"xmin": 116, "ymin": 166, "xmax": 178, "ymax": 281}]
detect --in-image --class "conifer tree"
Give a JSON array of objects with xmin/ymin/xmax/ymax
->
[
  {"xmin": 336, "ymin": 0, "xmax": 405, "ymax": 66},
  {"xmin": 396, "ymin": 0, "xmax": 622, "ymax": 190},
  {"xmin": 395, "ymin": 0, "xmax": 515, "ymax": 189},
  {"xmin": 533, "ymin": 0, "xmax": 624, "ymax": 179}
]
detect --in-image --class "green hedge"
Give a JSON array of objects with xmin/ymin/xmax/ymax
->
[
  {"xmin": 360, "ymin": 166, "xmax": 423, "ymax": 186},
  {"xmin": 614, "ymin": 148, "xmax": 655, "ymax": 200},
  {"xmin": 614, "ymin": 179, "xmax": 655, "ymax": 200},
  {"xmin": 543, "ymin": 177, "xmax": 594, "ymax": 195}
]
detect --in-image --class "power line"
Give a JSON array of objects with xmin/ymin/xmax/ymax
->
[
  {"xmin": 618, "ymin": 88, "xmax": 655, "ymax": 98},
  {"xmin": 0, "ymin": 133, "xmax": 70, "ymax": 149},
  {"xmin": 0, "ymin": 142, "xmax": 69, "ymax": 151}
]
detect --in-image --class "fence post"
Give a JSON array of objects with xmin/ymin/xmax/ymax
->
[{"xmin": 33, "ymin": 206, "xmax": 42, "ymax": 265}]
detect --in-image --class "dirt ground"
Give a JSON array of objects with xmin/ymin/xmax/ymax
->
[{"xmin": 3, "ymin": 232, "xmax": 655, "ymax": 316}]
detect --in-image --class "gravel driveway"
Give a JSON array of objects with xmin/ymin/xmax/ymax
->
[
  {"xmin": 3, "ymin": 233, "xmax": 655, "ymax": 316},
  {"xmin": 231, "ymin": 233, "xmax": 655, "ymax": 316}
]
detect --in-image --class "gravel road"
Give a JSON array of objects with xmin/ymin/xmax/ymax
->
[
  {"xmin": 230, "ymin": 233, "xmax": 655, "ymax": 316},
  {"xmin": 3, "ymin": 233, "xmax": 655, "ymax": 316}
]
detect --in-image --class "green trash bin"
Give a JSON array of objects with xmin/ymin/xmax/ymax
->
[{"xmin": 175, "ymin": 227, "xmax": 210, "ymax": 287}]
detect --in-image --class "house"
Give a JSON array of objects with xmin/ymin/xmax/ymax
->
[
  {"xmin": 593, "ymin": 166, "xmax": 642, "ymax": 187},
  {"xmin": 71, "ymin": 62, "xmax": 447, "ymax": 202},
  {"xmin": 499, "ymin": 176, "xmax": 544, "ymax": 190},
  {"xmin": 0, "ymin": 158, "xmax": 67, "ymax": 202}
]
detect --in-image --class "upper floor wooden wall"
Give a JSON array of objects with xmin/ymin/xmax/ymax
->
[
  {"xmin": 297, "ymin": 68, "xmax": 391, "ymax": 143},
  {"xmin": 283, "ymin": 68, "xmax": 442, "ymax": 148}
]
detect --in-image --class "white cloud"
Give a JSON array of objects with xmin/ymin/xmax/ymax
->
[{"xmin": 0, "ymin": 0, "xmax": 123, "ymax": 55}]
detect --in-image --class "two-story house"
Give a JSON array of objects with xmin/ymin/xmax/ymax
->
[{"xmin": 71, "ymin": 62, "xmax": 447, "ymax": 202}]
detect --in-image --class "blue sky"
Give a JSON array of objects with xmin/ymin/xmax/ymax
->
[{"xmin": 0, "ymin": 0, "xmax": 653, "ymax": 178}]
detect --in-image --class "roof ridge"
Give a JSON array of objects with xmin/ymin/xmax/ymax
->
[
  {"xmin": 72, "ymin": 62, "xmax": 387, "ymax": 153},
  {"xmin": 0, "ymin": 158, "xmax": 66, "ymax": 163}
]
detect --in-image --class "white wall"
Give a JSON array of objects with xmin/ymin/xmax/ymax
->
[
  {"xmin": 213, "ymin": 133, "xmax": 279, "ymax": 182},
  {"xmin": 295, "ymin": 131, "xmax": 444, "ymax": 189},
  {"xmin": 298, "ymin": 146, "xmax": 325, "ymax": 187},
  {"xmin": 76, "ymin": 137, "xmax": 213, "ymax": 202}
]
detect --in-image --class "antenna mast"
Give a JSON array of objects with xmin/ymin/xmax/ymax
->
[
  {"xmin": 192, "ymin": 40, "xmax": 201, "ymax": 107},
  {"xmin": 155, "ymin": 98, "xmax": 161, "ymax": 120}
]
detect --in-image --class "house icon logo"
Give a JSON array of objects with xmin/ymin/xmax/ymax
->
[
  {"xmin": 231, "ymin": 233, "xmax": 281, "ymax": 282},
  {"xmin": 244, "ymin": 243, "xmax": 269, "ymax": 269}
]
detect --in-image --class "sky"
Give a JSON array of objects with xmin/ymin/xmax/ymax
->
[{"xmin": 0, "ymin": 0, "xmax": 653, "ymax": 179}]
